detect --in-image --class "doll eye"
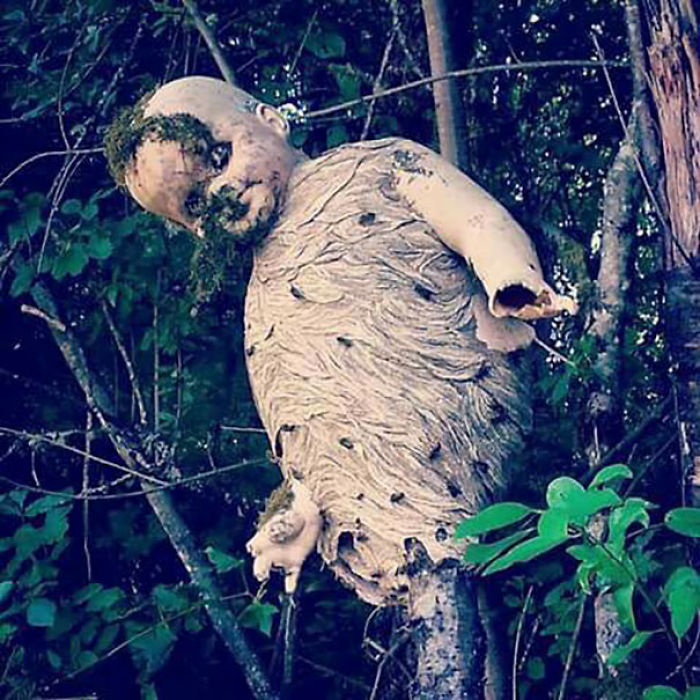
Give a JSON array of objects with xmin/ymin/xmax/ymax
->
[
  {"xmin": 184, "ymin": 188, "xmax": 206, "ymax": 218},
  {"xmin": 210, "ymin": 142, "xmax": 232, "ymax": 172}
]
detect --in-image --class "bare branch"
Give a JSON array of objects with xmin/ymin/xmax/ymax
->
[
  {"xmin": 301, "ymin": 59, "xmax": 628, "ymax": 120},
  {"xmin": 181, "ymin": 0, "xmax": 236, "ymax": 85}
]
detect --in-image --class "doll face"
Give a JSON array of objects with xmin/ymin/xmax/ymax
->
[{"xmin": 123, "ymin": 76, "xmax": 299, "ymax": 244}]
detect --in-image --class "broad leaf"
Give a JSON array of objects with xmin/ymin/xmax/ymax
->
[
  {"xmin": 463, "ymin": 529, "xmax": 533, "ymax": 565},
  {"xmin": 26, "ymin": 598, "xmax": 56, "ymax": 627},
  {"xmin": 483, "ymin": 535, "xmax": 569, "ymax": 575},
  {"xmin": 607, "ymin": 630, "xmax": 656, "ymax": 665},
  {"xmin": 589, "ymin": 464, "xmax": 633, "ymax": 489},
  {"xmin": 643, "ymin": 687, "xmax": 682, "ymax": 700},
  {"xmin": 663, "ymin": 567, "xmax": 700, "ymax": 640},
  {"xmin": 454, "ymin": 502, "xmax": 534, "ymax": 538},
  {"xmin": 665, "ymin": 508, "xmax": 700, "ymax": 537},
  {"xmin": 238, "ymin": 601, "xmax": 278, "ymax": 637},
  {"xmin": 204, "ymin": 546, "xmax": 243, "ymax": 574}
]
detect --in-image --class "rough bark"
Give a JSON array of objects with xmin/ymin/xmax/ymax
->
[
  {"xmin": 408, "ymin": 561, "xmax": 485, "ymax": 699},
  {"xmin": 420, "ymin": 0, "xmax": 469, "ymax": 170},
  {"xmin": 589, "ymin": 1, "xmax": 660, "ymax": 692},
  {"xmin": 648, "ymin": 0, "xmax": 700, "ymax": 508},
  {"xmin": 28, "ymin": 282, "xmax": 277, "ymax": 700}
]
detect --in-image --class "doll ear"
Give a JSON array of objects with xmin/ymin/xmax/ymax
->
[{"xmin": 256, "ymin": 103, "xmax": 290, "ymax": 137}]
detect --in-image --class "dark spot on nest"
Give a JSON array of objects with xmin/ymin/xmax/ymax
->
[
  {"xmin": 356, "ymin": 493, "xmax": 364, "ymax": 500},
  {"xmin": 356, "ymin": 533, "xmax": 369, "ymax": 542},
  {"xmin": 246, "ymin": 345, "xmax": 256, "ymax": 357},
  {"xmin": 413, "ymin": 282, "xmax": 435, "ymax": 301},
  {"xmin": 359, "ymin": 212, "xmax": 376, "ymax": 225},
  {"xmin": 490, "ymin": 401, "xmax": 507, "ymax": 424},
  {"xmin": 429, "ymin": 442, "xmax": 442, "ymax": 460},
  {"xmin": 370, "ymin": 571, "xmax": 383, "ymax": 579},
  {"xmin": 393, "ymin": 149, "xmax": 429, "ymax": 174},
  {"xmin": 435, "ymin": 527, "xmax": 448, "ymax": 542},
  {"xmin": 446, "ymin": 480, "xmax": 462, "ymax": 498},
  {"xmin": 339, "ymin": 437, "xmax": 354, "ymax": 449},
  {"xmin": 290, "ymin": 284, "xmax": 305, "ymax": 299},
  {"xmin": 475, "ymin": 364, "xmax": 491, "ymax": 382},
  {"xmin": 338, "ymin": 531, "xmax": 354, "ymax": 553},
  {"xmin": 337, "ymin": 336, "xmax": 353, "ymax": 347},
  {"xmin": 472, "ymin": 460, "xmax": 489, "ymax": 477},
  {"xmin": 264, "ymin": 325, "xmax": 275, "ymax": 340},
  {"xmin": 390, "ymin": 492, "xmax": 405, "ymax": 504},
  {"xmin": 290, "ymin": 468, "xmax": 303, "ymax": 480}
]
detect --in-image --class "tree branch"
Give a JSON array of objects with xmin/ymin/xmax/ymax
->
[
  {"xmin": 181, "ymin": 0, "xmax": 236, "ymax": 85},
  {"xmin": 420, "ymin": 0, "xmax": 468, "ymax": 169},
  {"xmin": 28, "ymin": 281, "xmax": 277, "ymax": 700},
  {"xmin": 301, "ymin": 59, "xmax": 628, "ymax": 120}
]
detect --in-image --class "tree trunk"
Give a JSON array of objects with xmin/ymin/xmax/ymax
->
[
  {"xmin": 589, "ymin": 1, "xmax": 659, "ymax": 692},
  {"xmin": 421, "ymin": 0, "xmax": 469, "ymax": 170},
  {"xmin": 648, "ymin": 0, "xmax": 700, "ymax": 508},
  {"xmin": 408, "ymin": 561, "xmax": 485, "ymax": 699}
]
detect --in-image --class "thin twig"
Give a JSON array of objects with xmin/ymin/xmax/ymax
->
[
  {"xmin": 0, "ymin": 148, "xmax": 103, "ymax": 190},
  {"xmin": 181, "ymin": 0, "xmax": 236, "ymax": 85},
  {"xmin": 82, "ymin": 411, "xmax": 93, "ymax": 581},
  {"xmin": 558, "ymin": 594, "xmax": 587, "ymax": 700},
  {"xmin": 512, "ymin": 586, "xmax": 533, "ymax": 700},
  {"xmin": 289, "ymin": 10, "xmax": 317, "ymax": 75},
  {"xmin": 301, "ymin": 59, "xmax": 627, "ymax": 120},
  {"xmin": 361, "ymin": 28, "xmax": 397, "ymax": 140},
  {"xmin": 0, "ymin": 426, "xmax": 167, "ymax": 486},
  {"xmin": 0, "ymin": 457, "xmax": 267, "ymax": 501},
  {"xmin": 533, "ymin": 335, "xmax": 578, "ymax": 369},
  {"xmin": 20, "ymin": 304, "xmax": 66, "ymax": 332},
  {"xmin": 102, "ymin": 300, "xmax": 147, "ymax": 426}
]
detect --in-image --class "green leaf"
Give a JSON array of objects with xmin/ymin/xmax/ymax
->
[
  {"xmin": 73, "ymin": 583, "xmax": 104, "ymax": 605},
  {"xmin": 608, "ymin": 498, "xmax": 651, "ymax": 553},
  {"xmin": 61, "ymin": 199, "xmax": 82, "ymax": 215},
  {"xmin": 26, "ymin": 598, "xmax": 57, "ymax": 627},
  {"xmin": 454, "ymin": 502, "xmax": 534, "ymax": 538},
  {"xmin": 85, "ymin": 587, "xmax": 124, "ymax": 612},
  {"xmin": 82, "ymin": 202, "xmax": 99, "ymax": 221},
  {"xmin": 52, "ymin": 244, "xmax": 89, "ymax": 279},
  {"xmin": 664, "ymin": 567, "xmax": 700, "ymax": 640},
  {"xmin": 612, "ymin": 583, "xmax": 636, "ymax": 631},
  {"xmin": 10, "ymin": 263, "xmax": 34, "ymax": 297},
  {"xmin": 643, "ymin": 687, "xmax": 682, "ymax": 700},
  {"xmin": 47, "ymin": 649, "xmax": 62, "ymax": 670},
  {"xmin": 94, "ymin": 624, "xmax": 120, "ymax": 654},
  {"xmin": 589, "ymin": 464, "xmax": 633, "ymax": 489},
  {"xmin": 546, "ymin": 477, "xmax": 621, "ymax": 525},
  {"xmin": 238, "ymin": 601, "xmax": 278, "ymax": 637},
  {"xmin": 483, "ymin": 535, "xmax": 569, "ymax": 575},
  {"xmin": 326, "ymin": 124, "xmax": 348, "ymax": 149},
  {"xmin": 537, "ymin": 509, "xmax": 570, "ymax": 539},
  {"xmin": 204, "ymin": 546, "xmax": 243, "ymax": 574},
  {"xmin": 153, "ymin": 585, "xmax": 190, "ymax": 614},
  {"xmin": 685, "ymin": 688, "xmax": 700, "ymax": 700},
  {"xmin": 607, "ymin": 630, "xmax": 656, "ymax": 665},
  {"xmin": 306, "ymin": 30, "xmax": 345, "ymax": 59},
  {"xmin": 526, "ymin": 656, "xmax": 545, "ymax": 680},
  {"xmin": 0, "ymin": 581, "xmax": 13, "ymax": 606},
  {"xmin": 665, "ymin": 508, "xmax": 700, "ymax": 537},
  {"xmin": 25, "ymin": 493, "xmax": 72, "ymax": 516},
  {"xmin": 462, "ymin": 529, "xmax": 533, "ymax": 565},
  {"xmin": 125, "ymin": 622, "xmax": 176, "ymax": 676},
  {"xmin": 86, "ymin": 235, "xmax": 113, "ymax": 259}
]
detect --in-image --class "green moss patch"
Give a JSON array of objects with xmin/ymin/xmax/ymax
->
[{"xmin": 104, "ymin": 93, "xmax": 214, "ymax": 186}]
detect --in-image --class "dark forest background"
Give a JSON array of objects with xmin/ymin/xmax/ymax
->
[{"xmin": 0, "ymin": 0, "xmax": 697, "ymax": 698}]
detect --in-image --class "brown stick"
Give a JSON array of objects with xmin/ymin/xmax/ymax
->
[
  {"xmin": 420, "ymin": 0, "xmax": 468, "ymax": 169},
  {"xmin": 181, "ymin": 0, "xmax": 236, "ymax": 85},
  {"xmin": 28, "ymin": 282, "xmax": 277, "ymax": 700},
  {"xmin": 302, "ymin": 59, "xmax": 628, "ymax": 120}
]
